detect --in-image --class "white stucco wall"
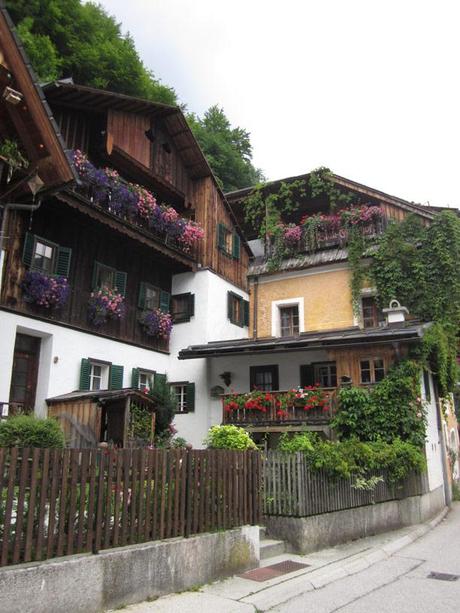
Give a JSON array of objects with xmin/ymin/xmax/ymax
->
[
  {"xmin": 168, "ymin": 269, "xmax": 249, "ymax": 447},
  {"xmin": 422, "ymin": 371, "xmax": 445, "ymax": 492},
  {"xmin": 0, "ymin": 311, "xmax": 170, "ymax": 418}
]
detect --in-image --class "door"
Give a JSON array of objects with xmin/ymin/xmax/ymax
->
[{"xmin": 8, "ymin": 334, "xmax": 41, "ymax": 415}]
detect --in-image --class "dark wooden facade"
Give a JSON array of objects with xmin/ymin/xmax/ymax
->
[{"xmin": 1, "ymin": 201, "xmax": 188, "ymax": 351}]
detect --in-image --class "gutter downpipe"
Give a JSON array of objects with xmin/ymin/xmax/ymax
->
[{"xmin": 252, "ymin": 276, "xmax": 258, "ymax": 339}]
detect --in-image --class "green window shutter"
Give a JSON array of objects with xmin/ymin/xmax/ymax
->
[
  {"xmin": 115, "ymin": 270, "xmax": 127, "ymax": 296},
  {"xmin": 217, "ymin": 223, "xmax": 226, "ymax": 250},
  {"xmin": 232, "ymin": 232, "xmax": 241, "ymax": 260},
  {"xmin": 79, "ymin": 358, "xmax": 91, "ymax": 391},
  {"xmin": 55, "ymin": 246, "xmax": 72, "ymax": 277},
  {"xmin": 186, "ymin": 383, "xmax": 195, "ymax": 412},
  {"xmin": 300, "ymin": 364, "xmax": 315, "ymax": 388},
  {"xmin": 243, "ymin": 300, "xmax": 250, "ymax": 327},
  {"xmin": 22, "ymin": 232, "xmax": 35, "ymax": 267},
  {"xmin": 187, "ymin": 293, "xmax": 195, "ymax": 318},
  {"xmin": 155, "ymin": 373, "xmax": 167, "ymax": 389},
  {"xmin": 138, "ymin": 282, "xmax": 146, "ymax": 309},
  {"xmin": 110, "ymin": 364, "xmax": 124, "ymax": 390},
  {"xmin": 159, "ymin": 290, "xmax": 170, "ymax": 313},
  {"xmin": 131, "ymin": 367, "xmax": 140, "ymax": 389},
  {"xmin": 227, "ymin": 291, "xmax": 233, "ymax": 322}
]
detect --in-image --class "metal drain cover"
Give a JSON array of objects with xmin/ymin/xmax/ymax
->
[
  {"xmin": 428, "ymin": 571, "xmax": 459, "ymax": 582},
  {"xmin": 239, "ymin": 560, "xmax": 310, "ymax": 582}
]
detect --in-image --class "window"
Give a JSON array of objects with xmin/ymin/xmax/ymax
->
[
  {"xmin": 228, "ymin": 291, "xmax": 249, "ymax": 327},
  {"xmin": 80, "ymin": 359, "xmax": 124, "ymax": 391},
  {"xmin": 92, "ymin": 262, "xmax": 127, "ymax": 295},
  {"xmin": 22, "ymin": 233, "xmax": 72, "ymax": 277},
  {"xmin": 217, "ymin": 223, "xmax": 240, "ymax": 259},
  {"xmin": 170, "ymin": 382, "xmax": 195, "ymax": 413},
  {"xmin": 280, "ymin": 305, "xmax": 299, "ymax": 337},
  {"xmin": 172, "ymin": 293, "xmax": 195, "ymax": 323},
  {"xmin": 138, "ymin": 283, "xmax": 170, "ymax": 312},
  {"xmin": 250, "ymin": 365, "xmax": 279, "ymax": 391},
  {"xmin": 360, "ymin": 358, "xmax": 385, "ymax": 384},
  {"xmin": 32, "ymin": 239, "xmax": 56, "ymax": 274},
  {"xmin": 423, "ymin": 370, "xmax": 431, "ymax": 402},
  {"xmin": 314, "ymin": 363, "xmax": 337, "ymax": 388},
  {"xmin": 139, "ymin": 370, "xmax": 154, "ymax": 392},
  {"xmin": 89, "ymin": 362, "xmax": 109, "ymax": 391},
  {"xmin": 361, "ymin": 296, "xmax": 384, "ymax": 329}
]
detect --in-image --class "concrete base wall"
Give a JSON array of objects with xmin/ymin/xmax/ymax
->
[
  {"xmin": 266, "ymin": 486, "xmax": 446, "ymax": 555},
  {"xmin": 0, "ymin": 526, "xmax": 259, "ymax": 613}
]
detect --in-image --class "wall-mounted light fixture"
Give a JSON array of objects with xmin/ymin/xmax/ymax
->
[
  {"xmin": 219, "ymin": 371, "xmax": 232, "ymax": 387},
  {"xmin": 2, "ymin": 86, "xmax": 23, "ymax": 105},
  {"xmin": 145, "ymin": 128, "xmax": 155, "ymax": 142}
]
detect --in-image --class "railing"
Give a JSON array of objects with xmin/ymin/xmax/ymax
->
[
  {"xmin": 0, "ymin": 447, "xmax": 261, "ymax": 567},
  {"xmin": 72, "ymin": 180, "xmax": 197, "ymax": 260},
  {"xmin": 222, "ymin": 389, "xmax": 337, "ymax": 427},
  {"xmin": 264, "ymin": 451, "xmax": 429, "ymax": 517}
]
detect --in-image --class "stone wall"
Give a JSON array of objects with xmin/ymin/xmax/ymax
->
[{"xmin": 0, "ymin": 526, "xmax": 259, "ymax": 613}]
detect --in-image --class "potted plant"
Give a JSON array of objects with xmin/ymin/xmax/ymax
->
[
  {"xmin": 21, "ymin": 271, "xmax": 69, "ymax": 309},
  {"xmin": 139, "ymin": 308, "xmax": 172, "ymax": 340},
  {"xmin": 0, "ymin": 138, "xmax": 28, "ymax": 183},
  {"xmin": 88, "ymin": 286, "xmax": 125, "ymax": 326}
]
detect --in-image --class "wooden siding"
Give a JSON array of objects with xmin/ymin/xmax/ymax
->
[
  {"xmin": 48, "ymin": 400, "xmax": 101, "ymax": 448},
  {"xmin": 54, "ymin": 108, "xmax": 90, "ymax": 153},
  {"xmin": 194, "ymin": 176, "xmax": 249, "ymax": 290},
  {"xmin": 327, "ymin": 343, "xmax": 407, "ymax": 385},
  {"xmin": 0, "ymin": 201, "xmax": 184, "ymax": 351},
  {"xmin": 107, "ymin": 109, "xmax": 151, "ymax": 168}
]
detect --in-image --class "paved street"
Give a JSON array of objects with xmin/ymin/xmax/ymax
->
[
  {"xmin": 273, "ymin": 502, "xmax": 460, "ymax": 613},
  {"xmin": 116, "ymin": 503, "xmax": 460, "ymax": 613}
]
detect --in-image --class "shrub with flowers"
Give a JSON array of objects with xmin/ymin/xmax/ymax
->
[
  {"xmin": 21, "ymin": 271, "xmax": 69, "ymax": 309},
  {"xmin": 223, "ymin": 389, "xmax": 273, "ymax": 414},
  {"xmin": 292, "ymin": 385, "xmax": 330, "ymax": 411},
  {"xmin": 88, "ymin": 286, "xmax": 125, "ymax": 326},
  {"xmin": 72, "ymin": 150, "xmax": 204, "ymax": 252},
  {"xmin": 139, "ymin": 309, "xmax": 173, "ymax": 340}
]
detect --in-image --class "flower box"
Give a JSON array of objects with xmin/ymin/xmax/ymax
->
[{"xmin": 21, "ymin": 271, "xmax": 69, "ymax": 309}]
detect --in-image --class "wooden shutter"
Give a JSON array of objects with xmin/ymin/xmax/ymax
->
[
  {"xmin": 138, "ymin": 282, "xmax": 146, "ymax": 309},
  {"xmin": 217, "ymin": 223, "xmax": 226, "ymax": 250},
  {"xmin": 187, "ymin": 293, "xmax": 195, "ymax": 318},
  {"xmin": 155, "ymin": 373, "xmax": 167, "ymax": 389},
  {"xmin": 186, "ymin": 383, "xmax": 195, "ymax": 412},
  {"xmin": 300, "ymin": 364, "xmax": 315, "ymax": 388},
  {"xmin": 115, "ymin": 270, "xmax": 127, "ymax": 296},
  {"xmin": 109, "ymin": 364, "xmax": 124, "ymax": 390},
  {"xmin": 159, "ymin": 290, "xmax": 170, "ymax": 313},
  {"xmin": 232, "ymin": 232, "xmax": 241, "ymax": 260},
  {"xmin": 55, "ymin": 246, "xmax": 72, "ymax": 277},
  {"xmin": 92, "ymin": 262, "xmax": 99, "ymax": 290},
  {"xmin": 131, "ymin": 367, "xmax": 140, "ymax": 389},
  {"xmin": 79, "ymin": 358, "xmax": 91, "ymax": 391},
  {"xmin": 227, "ymin": 291, "xmax": 233, "ymax": 322},
  {"xmin": 243, "ymin": 300, "xmax": 250, "ymax": 327},
  {"xmin": 22, "ymin": 232, "xmax": 34, "ymax": 267}
]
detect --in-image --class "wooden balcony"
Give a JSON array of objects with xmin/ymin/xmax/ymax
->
[{"xmin": 222, "ymin": 388, "xmax": 337, "ymax": 429}]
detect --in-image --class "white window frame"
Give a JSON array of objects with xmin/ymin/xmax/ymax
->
[
  {"xmin": 359, "ymin": 357, "xmax": 385, "ymax": 385},
  {"xmin": 89, "ymin": 362, "xmax": 109, "ymax": 391},
  {"xmin": 138, "ymin": 370, "xmax": 154, "ymax": 392},
  {"xmin": 271, "ymin": 297, "xmax": 304, "ymax": 337},
  {"xmin": 172, "ymin": 383, "xmax": 188, "ymax": 413}
]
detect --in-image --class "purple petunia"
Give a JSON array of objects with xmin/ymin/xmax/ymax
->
[{"xmin": 21, "ymin": 271, "xmax": 69, "ymax": 309}]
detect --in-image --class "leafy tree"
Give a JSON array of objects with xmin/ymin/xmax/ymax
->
[
  {"xmin": 6, "ymin": 0, "xmax": 177, "ymax": 104},
  {"xmin": 188, "ymin": 106, "xmax": 264, "ymax": 192}
]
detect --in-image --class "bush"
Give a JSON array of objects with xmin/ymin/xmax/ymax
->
[
  {"xmin": 205, "ymin": 425, "xmax": 257, "ymax": 450},
  {"xmin": 276, "ymin": 434, "xmax": 426, "ymax": 483},
  {"xmin": 0, "ymin": 415, "xmax": 64, "ymax": 448},
  {"xmin": 148, "ymin": 375, "xmax": 175, "ymax": 437}
]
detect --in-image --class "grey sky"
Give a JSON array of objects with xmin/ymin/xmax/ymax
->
[{"xmin": 97, "ymin": 0, "xmax": 459, "ymax": 207}]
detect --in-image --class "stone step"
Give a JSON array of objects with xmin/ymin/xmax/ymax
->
[
  {"xmin": 259, "ymin": 526, "xmax": 267, "ymax": 539},
  {"xmin": 260, "ymin": 538, "xmax": 287, "ymax": 560}
]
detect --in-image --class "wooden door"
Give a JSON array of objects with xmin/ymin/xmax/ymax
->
[{"xmin": 8, "ymin": 334, "xmax": 41, "ymax": 414}]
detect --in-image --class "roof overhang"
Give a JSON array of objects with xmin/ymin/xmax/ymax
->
[{"xmin": 179, "ymin": 322, "xmax": 430, "ymax": 360}]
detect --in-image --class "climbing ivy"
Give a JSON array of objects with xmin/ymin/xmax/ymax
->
[{"xmin": 308, "ymin": 167, "xmax": 355, "ymax": 209}]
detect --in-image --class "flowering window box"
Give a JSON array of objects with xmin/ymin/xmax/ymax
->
[
  {"xmin": 21, "ymin": 271, "xmax": 69, "ymax": 309},
  {"xmin": 88, "ymin": 286, "xmax": 125, "ymax": 326}
]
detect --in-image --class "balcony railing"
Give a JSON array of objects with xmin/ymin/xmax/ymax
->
[
  {"xmin": 222, "ymin": 388, "xmax": 337, "ymax": 427},
  {"xmin": 71, "ymin": 179, "xmax": 198, "ymax": 260}
]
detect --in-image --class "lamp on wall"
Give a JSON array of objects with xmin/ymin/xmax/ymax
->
[
  {"xmin": 2, "ymin": 86, "xmax": 23, "ymax": 105},
  {"xmin": 145, "ymin": 128, "xmax": 155, "ymax": 142},
  {"xmin": 219, "ymin": 371, "xmax": 232, "ymax": 387}
]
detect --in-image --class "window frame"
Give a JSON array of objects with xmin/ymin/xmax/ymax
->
[
  {"xmin": 249, "ymin": 365, "xmax": 279, "ymax": 392},
  {"xmin": 359, "ymin": 357, "xmax": 386, "ymax": 385},
  {"xmin": 93, "ymin": 262, "xmax": 116, "ymax": 290},
  {"xmin": 361, "ymin": 295, "xmax": 385, "ymax": 329},
  {"xmin": 279, "ymin": 305, "xmax": 300, "ymax": 337},
  {"xmin": 144, "ymin": 283, "xmax": 160, "ymax": 311},
  {"xmin": 31, "ymin": 235, "xmax": 58, "ymax": 274},
  {"xmin": 313, "ymin": 362, "xmax": 337, "ymax": 388},
  {"xmin": 271, "ymin": 297, "xmax": 305, "ymax": 337},
  {"xmin": 138, "ymin": 369, "xmax": 155, "ymax": 392},
  {"xmin": 171, "ymin": 292, "xmax": 194, "ymax": 323},
  {"xmin": 170, "ymin": 380, "xmax": 195, "ymax": 413},
  {"xmin": 89, "ymin": 360, "xmax": 110, "ymax": 391},
  {"xmin": 227, "ymin": 291, "xmax": 249, "ymax": 327}
]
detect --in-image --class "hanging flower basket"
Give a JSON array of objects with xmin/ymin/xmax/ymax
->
[
  {"xmin": 21, "ymin": 271, "xmax": 69, "ymax": 309},
  {"xmin": 139, "ymin": 309, "xmax": 172, "ymax": 340},
  {"xmin": 88, "ymin": 286, "xmax": 125, "ymax": 326}
]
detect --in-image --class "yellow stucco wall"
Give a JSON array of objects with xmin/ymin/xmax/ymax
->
[{"xmin": 253, "ymin": 268, "xmax": 354, "ymax": 338}]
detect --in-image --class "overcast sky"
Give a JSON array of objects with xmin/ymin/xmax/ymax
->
[{"xmin": 97, "ymin": 0, "xmax": 459, "ymax": 207}]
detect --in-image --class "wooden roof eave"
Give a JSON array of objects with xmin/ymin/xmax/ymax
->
[
  {"xmin": 0, "ymin": 8, "xmax": 76, "ymax": 190},
  {"xmin": 56, "ymin": 189, "xmax": 197, "ymax": 269}
]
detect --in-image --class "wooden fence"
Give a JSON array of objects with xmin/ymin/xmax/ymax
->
[
  {"xmin": 264, "ymin": 451, "xmax": 429, "ymax": 517},
  {"xmin": 0, "ymin": 448, "xmax": 261, "ymax": 568}
]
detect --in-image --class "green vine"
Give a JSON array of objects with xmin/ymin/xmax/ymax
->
[
  {"xmin": 347, "ymin": 226, "xmax": 367, "ymax": 315},
  {"xmin": 308, "ymin": 167, "xmax": 355, "ymax": 209}
]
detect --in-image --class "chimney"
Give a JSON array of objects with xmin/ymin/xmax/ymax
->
[{"xmin": 382, "ymin": 299, "xmax": 409, "ymax": 326}]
